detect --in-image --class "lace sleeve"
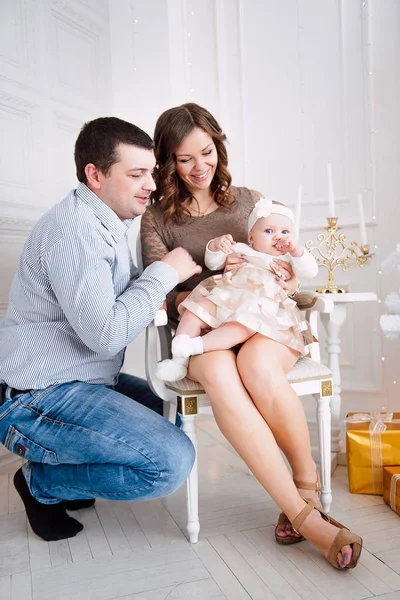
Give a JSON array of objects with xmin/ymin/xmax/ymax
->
[{"xmin": 140, "ymin": 209, "xmax": 169, "ymax": 269}]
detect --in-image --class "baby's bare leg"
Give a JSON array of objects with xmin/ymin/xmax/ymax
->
[
  {"xmin": 173, "ymin": 300, "xmax": 255, "ymax": 358},
  {"xmin": 177, "ymin": 299, "xmax": 254, "ymax": 353},
  {"xmin": 201, "ymin": 322, "xmax": 255, "ymax": 353},
  {"xmin": 157, "ymin": 301, "xmax": 221, "ymax": 382},
  {"xmin": 176, "ymin": 299, "xmax": 217, "ymax": 338}
]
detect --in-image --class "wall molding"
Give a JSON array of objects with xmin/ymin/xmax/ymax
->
[
  {"xmin": 237, "ymin": 0, "xmax": 249, "ymax": 185},
  {"xmin": 0, "ymin": 90, "xmax": 39, "ymax": 113},
  {"xmin": 0, "ymin": 217, "xmax": 36, "ymax": 232},
  {"xmin": 215, "ymin": 0, "xmax": 227, "ymax": 122},
  {"xmin": 50, "ymin": 0, "xmax": 104, "ymax": 36}
]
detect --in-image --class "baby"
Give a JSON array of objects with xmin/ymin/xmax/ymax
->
[{"xmin": 156, "ymin": 197, "xmax": 318, "ymax": 382}]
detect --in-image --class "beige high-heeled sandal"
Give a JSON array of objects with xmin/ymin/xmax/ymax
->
[
  {"xmin": 291, "ymin": 499, "xmax": 363, "ymax": 570},
  {"xmin": 275, "ymin": 476, "xmax": 321, "ymax": 545}
]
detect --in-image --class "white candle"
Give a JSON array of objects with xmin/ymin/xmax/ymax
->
[
  {"xmin": 294, "ymin": 183, "xmax": 302, "ymax": 241},
  {"xmin": 327, "ymin": 164, "xmax": 336, "ymax": 216},
  {"xmin": 357, "ymin": 191, "xmax": 367, "ymax": 245}
]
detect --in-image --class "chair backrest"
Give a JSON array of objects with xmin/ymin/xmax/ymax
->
[
  {"xmin": 135, "ymin": 221, "xmax": 143, "ymax": 272},
  {"xmin": 304, "ymin": 308, "xmax": 321, "ymax": 362},
  {"xmin": 127, "ymin": 215, "xmax": 143, "ymax": 272},
  {"xmin": 294, "ymin": 291, "xmax": 333, "ymax": 363}
]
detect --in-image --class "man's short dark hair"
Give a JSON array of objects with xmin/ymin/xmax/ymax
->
[{"xmin": 74, "ymin": 117, "xmax": 154, "ymax": 183}]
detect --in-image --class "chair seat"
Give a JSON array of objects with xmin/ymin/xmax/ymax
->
[
  {"xmin": 165, "ymin": 356, "xmax": 332, "ymax": 394},
  {"xmin": 286, "ymin": 356, "xmax": 332, "ymax": 383}
]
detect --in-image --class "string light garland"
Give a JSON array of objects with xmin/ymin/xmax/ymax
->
[
  {"xmin": 131, "ymin": 5, "xmax": 138, "ymax": 73},
  {"xmin": 185, "ymin": 5, "xmax": 195, "ymax": 94},
  {"xmin": 361, "ymin": 0, "xmax": 398, "ymax": 395}
]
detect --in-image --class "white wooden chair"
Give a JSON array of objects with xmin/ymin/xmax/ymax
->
[{"xmin": 135, "ymin": 232, "xmax": 334, "ymax": 543}]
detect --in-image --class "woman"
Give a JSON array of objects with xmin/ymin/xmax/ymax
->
[{"xmin": 140, "ymin": 103, "xmax": 362, "ymax": 570}]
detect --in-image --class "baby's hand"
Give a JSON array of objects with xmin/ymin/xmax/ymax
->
[
  {"xmin": 275, "ymin": 238, "xmax": 300, "ymax": 256},
  {"xmin": 209, "ymin": 234, "xmax": 235, "ymax": 254}
]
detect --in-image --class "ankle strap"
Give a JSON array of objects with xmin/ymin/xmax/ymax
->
[
  {"xmin": 293, "ymin": 479, "xmax": 321, "ymax": 492},
  {"xmin": 291, "ymin": 499, "xmax": 316, "ymax": 532}
]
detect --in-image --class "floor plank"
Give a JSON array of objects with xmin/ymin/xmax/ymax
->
[{"xmin": 0, "ymin": 415, "xmax": 399, "ymax": 599}]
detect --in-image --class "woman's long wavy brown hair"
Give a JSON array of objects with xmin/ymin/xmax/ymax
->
[{"xmin": 151, "ymin": 103, "xmax": 233, "ymax": 224}]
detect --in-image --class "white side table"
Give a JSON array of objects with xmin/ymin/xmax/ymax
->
[{"xmin": 318, "ymin": 292, "xmax": 377, "ymax": 452}]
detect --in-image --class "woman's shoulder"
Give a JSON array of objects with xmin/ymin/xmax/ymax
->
[
  {"xmin": 142, "ymin": 201, "xmax": 167, "ymax": 230},
  {"xmin": 145, "ymin": 201, "xmax": 163, "ymax": 218},
  {"xmin": 231, "ymin": 186, "xmax": 263, "ymax": 207}
]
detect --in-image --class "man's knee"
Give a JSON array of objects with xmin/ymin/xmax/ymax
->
[
  {"xmin": 122, "ymin": 428, "xmax": 195, "ymax": 501},
  {"xmin": 159, "ymin": 429, "xmax": 195, "ymax": 495}
]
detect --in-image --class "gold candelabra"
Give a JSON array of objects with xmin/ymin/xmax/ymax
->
[{"xmin": 305, "ymin": 217, "xmax": 373, "ymax": 293}]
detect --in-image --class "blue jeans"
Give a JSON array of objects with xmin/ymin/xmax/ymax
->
[{"xmin": 0, "ymin": 374, "xmax": 195, "ymax": 504}]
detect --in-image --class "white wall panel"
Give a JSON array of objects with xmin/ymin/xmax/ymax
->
[
  {"xmin": 0, "ymin": 87, "xmax": 44, "ymax": 214},
  {"xmin": 0, "ymin": 0, "xmax": 398, "ymax": 424},
  {"xmin": 0, "ymin": 0, "xmax": 41, "ymax": 83},
  {"xmin": 0, "ymin": 101, "xmax": 32, "ymax": 189},
  {"xmin": 110, "ymin": 0, "xmax": 171, "ymax": 134},
  {"xmin": 0, "ymin": 0, "xmax": 113, "ymax": 318},
  {"xmin": 48, "ymin": 112, "xmax": 84, "ymax": 201},
  {"xmin": 215, "ymin": 0, "xmax": 246, "ymax": 184}
]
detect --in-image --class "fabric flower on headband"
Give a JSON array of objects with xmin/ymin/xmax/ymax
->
[{"xmin": 248, "ymin": 197, "xmax": 295, "ymax": 233}]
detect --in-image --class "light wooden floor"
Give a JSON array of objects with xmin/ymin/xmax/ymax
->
[{"xmin": 1, "ymin": 415, "xmax": 400, "ymax": 600}]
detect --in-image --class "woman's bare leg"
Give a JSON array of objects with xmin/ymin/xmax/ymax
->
[
  {"xmin": 237, "ymin": 335, "xmax": 317, "ymax": 485},
  {"xmin": 236, "ymin": 335, "xmax": 319, "ymax": 540},
  {"xmin": 188, "ymin": 350, "xmax": 353, "ymax": 567}
]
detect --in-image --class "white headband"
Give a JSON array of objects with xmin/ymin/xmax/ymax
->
[{"xmin": 248, "ymin": 198, "xmax": 295, "ymax": 233}]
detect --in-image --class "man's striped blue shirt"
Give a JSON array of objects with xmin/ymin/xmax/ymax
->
[{"xmin": 0, "ymin": 183, "xmax": 178, "ymax": 389}]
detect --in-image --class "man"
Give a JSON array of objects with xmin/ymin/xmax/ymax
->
[{"xmin": 0, "ymin": 117, "xmax": 201, "ymax": 542}]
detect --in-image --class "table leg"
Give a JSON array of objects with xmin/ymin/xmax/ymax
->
[{"xmin": 320, "ymin": 303, "xmax": 347, "ymax": 452}]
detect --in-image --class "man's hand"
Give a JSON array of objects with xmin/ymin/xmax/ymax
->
[
  {"xmin": 209, "ymin": 234, "xmax": 235, "ymax": 254},
  {"xmin": 161, "ymin": 247, "xmax": 202, "ymax": 283},
  {"xmin": 223, "ymin": 252, "xmax": 247, "ymax": 273}
]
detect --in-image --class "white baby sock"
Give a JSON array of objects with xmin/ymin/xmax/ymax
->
[
  {"xmin": 156, "ymin": 357, "xmax": 189, "ymax": 382},
  {"xmin": 171, "ymin": 334, "xmax": 204, "ymax": 358}
]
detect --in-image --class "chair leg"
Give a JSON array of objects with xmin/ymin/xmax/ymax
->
[
  {"xmin": 314, "ymin": 390, "xmax": 332, "ymax": 513},
  {"xmin": 163, "ymin": 400, "xmax": 176, "ymax": 424},
  {"xmin": 180, "ymin": 413, "xmax": 200, "ymax": 543}
]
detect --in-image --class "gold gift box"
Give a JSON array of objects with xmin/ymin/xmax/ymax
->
[
  {"xmin": 346, "ymin": 412, "xmax": 400, "ymax": 495},
  {"xmin": 383, "ymin": 466, "xmax": 400, "ymax": 516}
]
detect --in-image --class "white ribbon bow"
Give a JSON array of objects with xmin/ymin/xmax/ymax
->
[
  {"xmin": 253, "ymin": 198, "xmax": 274, "ymax": 220},
  {"xmin": 247, "ymin": 198, "xmax": 295, "ymax": 233}
]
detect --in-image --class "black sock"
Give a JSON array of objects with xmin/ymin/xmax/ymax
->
[
  {"xmin": 61, "ymin": 498, "xmax": 95, "ymax": 511},
  {"xmin": 14, "ymin": 467, "xmax": 84, "ymax": 542}
]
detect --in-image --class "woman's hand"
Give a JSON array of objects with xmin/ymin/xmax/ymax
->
[
  {"xmin": 223, "ymin": 252, "xmax": 247, "ymax": 273},
  {"xmin": 271, "ymin": 260, "xmax": 299, "ymax": 296},
  {"xmin": 279, "ymin": 276, "xmax": 300, "ymax": 296}
]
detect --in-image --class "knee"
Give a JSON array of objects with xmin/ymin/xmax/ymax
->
[
  {"xmin": 156, "ymin": 429, "xmax": 195, "ymax": 496},
  {"xmin": 189, "ymin": 351, "xmax": 237, "ymax": 390},
  {"xmin": 166, "ymin": 428, "xmax": 195, "ymax": 481},
  {"xmin": 120, "ymin": 429, "xmax": 195, "ymax": 501},
  {"xmin": 237, "ymin": 352, "xmax": 284, "ymax": 394}
]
